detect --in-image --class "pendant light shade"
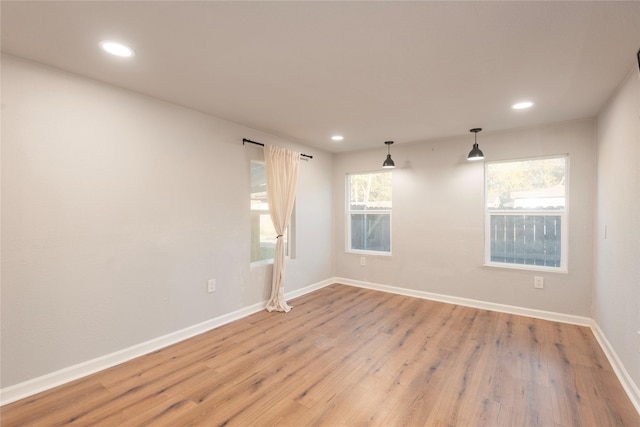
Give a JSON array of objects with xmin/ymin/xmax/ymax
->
[
  {"xmin": 382, "ymin": 141, "xmax": 395, "ymax": 168},
  {"xmin": 467, "ymin": 128, "xmax": 484, "ymax": 161}
]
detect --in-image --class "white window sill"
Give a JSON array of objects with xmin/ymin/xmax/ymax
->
[
  {"xmin": 346, "ymin": 250, "xmax": 392, "ymax": 257},
  {"xmin": 483, "ymin": 262, "xmax": 567, "ymax": 274}
]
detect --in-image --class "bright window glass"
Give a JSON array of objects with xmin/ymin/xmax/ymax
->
[
  {"xmin": 251, "ymin": 162, "xmax": 288, "ymax": 263},
  {"xmin": 485, "ymin": 156, "xmax": 568, "ymax": 271},
  {"xmin": 347, "ymin": 171, "xmax": 392, "ymax": 254}
]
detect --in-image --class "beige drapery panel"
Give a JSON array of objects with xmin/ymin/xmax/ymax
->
[{"xmin": 264, "ymin": 145, "xmax": 300, "ymax": 312}]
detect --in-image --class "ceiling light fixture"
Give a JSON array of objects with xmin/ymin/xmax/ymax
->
[
  {"xmin": 512, "ymin": 101, "xmax": 534, "ymax": 110},
  {"xmin": 467, "ymin": 128, "xmax": 484, "ymax": 161},
  {"xmin": 382, "ymin": 141, "xmax": 395, "ymax": 169},
  {"xmin": 331, "ymin": 135, "xmax": 344, "ymax": 141},
  {"xmin": 99, "ymin": 40, "xmax": 135, "ymax": 58}
]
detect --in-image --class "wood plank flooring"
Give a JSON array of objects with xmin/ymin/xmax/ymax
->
[{"xmin": 2, "ymin": 283, "xmax": 638, "ymax": 426}]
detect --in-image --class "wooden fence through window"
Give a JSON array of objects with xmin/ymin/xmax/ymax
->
[{"xmin": 489, "ymin": 214, "xmax": 561, "ymax": 267}]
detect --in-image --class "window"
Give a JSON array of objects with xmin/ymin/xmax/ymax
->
[
  {"xmin": 347, "ymin": 171, "xmax": 392, "ymax": 254},
  {"xmin": 250, "ymin": 162, "xmax": 289, "ymax": 264},
  {"xmin": 485, "ymin": 156, "xmax": 568, "ymax": 271}
]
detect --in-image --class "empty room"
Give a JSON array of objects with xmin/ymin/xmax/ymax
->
[{"xmin": 1, "ymin": 1, "xmax": 639, "ymax": 426}]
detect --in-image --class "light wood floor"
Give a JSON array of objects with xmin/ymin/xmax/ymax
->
[{"xmin": 2, "ymin": 283, "xmax": 639, "ymax": 426}]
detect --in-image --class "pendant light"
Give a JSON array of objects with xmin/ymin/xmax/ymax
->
[
  {"xmin": 467, "ymin": 128, "xmax": 484, "ymax": 161},
  {"xmin": 382, "ymin": 141, "xmax": 395, "ymax": 169}
]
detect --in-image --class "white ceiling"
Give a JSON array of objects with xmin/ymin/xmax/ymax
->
[{"xmin": 2, "ymin": 1, "xmax": 639, "ymax": 153}]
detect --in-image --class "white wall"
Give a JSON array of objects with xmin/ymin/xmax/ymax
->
[
  {"xmin": 334, "ymin": 119, "xmax": 596, "ymax": 316},
  {"xmin": 4, "ymin": 50, "xmax": 636, "ymax": 403},
  {"xmin": 595, "ymin": 68, "xmax": 640, "ymax": 388},
  {"xmin": 0, "ymin": 54, "xmax": 333, "ymax": 388}
]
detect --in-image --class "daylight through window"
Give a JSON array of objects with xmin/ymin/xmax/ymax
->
[
  {"xmin": 485, "ymin": 156, "xmax": 568, "ymax": 271},
  {"xmin": 251, "ymin": 162, "xmax": 289, "ymax": 263},
  {"xmin": 347, "ymin": 171, "xmax": 392, "ymax": 254}
]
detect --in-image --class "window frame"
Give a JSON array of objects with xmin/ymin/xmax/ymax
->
[
  {"xmin": 250, "ymin": 161, "xmax": 292, "ymax": 266},
  {"xmin": 484, "ymin": 155, "xmax": 569, "ymax": 273},
  {"xmin": 345, "ymin": 170, "xmax": 392, "ymax": 256}
]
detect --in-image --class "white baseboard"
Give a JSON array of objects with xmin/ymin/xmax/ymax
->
[
  {"xmin": 0, "ymin": 278, "xmax": 334, "ymax": 406},
  {"xmin": 3, "ymin": 277, "xmax": 638, "ymax": 417},
  {"xmin": 333, "ymin": 277, "xmax": 638, "ymax": 415},
  {"xmin": 334, "ymin": 277, "xmax": 591, "ymax": 326},
  {"xmin": 286, "ymin": 277, "xmax": 335, "ymax": 301},
  {"xmin": 590, "ymin": 320, "xmax": 640, "ymax": 414}
]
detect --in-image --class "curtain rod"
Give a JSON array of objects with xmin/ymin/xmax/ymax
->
[{"xmin": 242, "ymin": 138, "xmax": 313, "ymax": 159}]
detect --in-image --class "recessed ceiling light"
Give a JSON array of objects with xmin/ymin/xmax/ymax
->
[
  {"xmin": 512, "ymin": 101, "xmax": 534, "ymax": 110},
  {"xmin": 99, "ymin": 40, "xmax": 135, "ymax": 58},
  {"xmin": 331, "ymin": 135, "xmax": 344, "ymax": 141}
]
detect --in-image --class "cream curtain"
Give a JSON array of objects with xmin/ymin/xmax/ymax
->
[{"xmin": 264, "ymin": 145, "xmax": 300, "ymax": 312}]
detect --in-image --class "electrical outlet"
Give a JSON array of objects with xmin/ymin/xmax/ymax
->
[
  {"xmin": 360, "ymin": 257, "xmax": 366, "ymax": 266},
  {"xmin": 207, "ymin": 279, "xmax": 216, "ymax": 293},
  {"xmin": 534, "ymin": 276, "xmax": 544, "ymax": 289}
]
